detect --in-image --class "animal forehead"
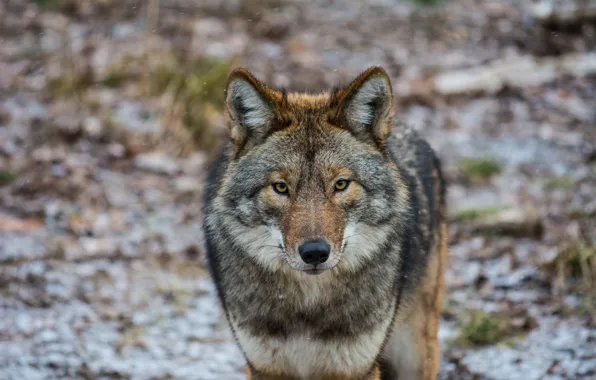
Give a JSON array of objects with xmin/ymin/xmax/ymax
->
[
  {"xmin": 237, "ymin": 127, "xmax": 383, "ymax": 181},
  {"xmin": 285, "ymin": 92, "xmax": 334, "ymax": 111},
  {"xmin": 262, "ymin": 133, "xmax": 356, "ymax": 169}
]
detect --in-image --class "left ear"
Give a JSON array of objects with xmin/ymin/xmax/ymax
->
[{"xmin": 332, "ymin": 67, "xmax": 394, "ymax": 145}]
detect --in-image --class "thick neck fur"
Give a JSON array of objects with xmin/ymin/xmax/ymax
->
[
  {"xmin": 211, "ymin": 205, "xmax": 407, "ymax": 340},
  {"xmin": 205, "ymin": 70, "xmax": 413, "ymax": 340}
]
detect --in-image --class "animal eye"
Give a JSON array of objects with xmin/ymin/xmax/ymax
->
[
  {"xmin": 273, "ymin": 182, "xmax": 289, "ymax": 195},
  {"xmin": 334, "ymin": 179, "xmax": 350, "ymax": 192}
]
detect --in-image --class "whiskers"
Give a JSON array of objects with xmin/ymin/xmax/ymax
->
[
  {"xmin": 257, "ymin": 244, "xmax": 283, "ymax": 251},
  {"xmin": 339, "ymin": 225, "xmax": 393, "ymax": 272},
  {"xmin": 245, "ymin": 232, "xmax": 282, "ymax": 251},
  {"xmin": 341, "ymin": 231, "xmax": 373, "ymax": 250},
  {"xmin": 233, "ymin": 226, "xmax": 288, "ymax": 271}
]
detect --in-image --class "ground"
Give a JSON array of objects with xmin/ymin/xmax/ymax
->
[{"xmin": 1, "ymin": 0, "xmax": 596, "ymax": 379}]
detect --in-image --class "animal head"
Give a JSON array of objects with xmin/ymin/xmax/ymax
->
[{"xmin": 213, "ymin": 67, "xmax": 409, "ymax": 275}]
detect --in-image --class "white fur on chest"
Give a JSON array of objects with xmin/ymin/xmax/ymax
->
[{"xmin": 232, "ymin": 317, "xmax": 392, "ymax": 379}]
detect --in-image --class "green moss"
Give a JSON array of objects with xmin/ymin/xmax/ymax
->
[
  {"xmin": 18, "ymin": 48, "xmax": 48, "ymax": 61},
  {"xmin": 32, "ymin": 0, "xmax": 60, "ymax": 5},
  {"xmin": 145, "ymin": 57, "xmax": 230, "ymax": 151},
  {"xmin": 559, "ymin": 245, "xmax": 596, "ymax": 283},
  {"xmin": 237, "ymin": 0, "xmax": 287, "ymax": 19},
  {"xmin": 47, "ymin": 63, "xmax": 128, "ymax": 97},
  {"xmin": 542, "ymin": 244, "xmax": 596, "ymax": 300},
  {"xmin": 458, "ymin": 157, "xmax": 503, "ymax": 183},
  {"xmin": 409, "ymin": 0, "xmax": 442, "ymax": 5},
  {"xmin": 0, "ymin": 170, "xmax": 15, "ymax": 186},
  {"xmin": 568, "ymin": 208, "xmax": 596, "ymax": 219},
  {"xmin": 453, "ymin": 206, "xmax": 509, "ymax": 222},
  {"xmin": 577, "ymin": 294, "xmax": 596, "ymax": 314},
  {"xmin": 102, "ymin": 70, "xmax": 128, "ymax": 88},
  {"xmin": 455, "ymin": 311, "xmax": 509, "ymax": 347},
  {"xmin": 543, "ymin": 175, "xmax": 576, "ymax": 190},
  {"xmin": 46, "ymin": 71, "xmax": 93, "ymax": 98}
]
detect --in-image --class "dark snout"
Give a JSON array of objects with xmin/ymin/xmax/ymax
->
[{"xmin": 298, "ymin": 240, "xmax": 330, "ymax": 265}]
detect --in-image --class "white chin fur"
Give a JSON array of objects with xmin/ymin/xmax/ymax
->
[
  {"xmin": 232, "ymin": 224, "xmax": 285, "ymax": 272},
  {"xmin": 284, "ymin": 255, "xmax": 341, "ymax": 273},
  {"xmin": 340, "ymin": 222, "xmax": 392, "ymax": 272},
  {"xmin": 232, "ymin": 223, "xmax": 389, "ymax": 274}
]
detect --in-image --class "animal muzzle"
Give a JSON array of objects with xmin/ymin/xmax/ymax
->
[{"xmin": 298, "ymin": 239, "xmax": 331, "ymax": 265}]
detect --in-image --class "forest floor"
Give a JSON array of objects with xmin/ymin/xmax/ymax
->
[{"xmin": 1, "ymin": 0, "xmax": 595, "ymax": 379}]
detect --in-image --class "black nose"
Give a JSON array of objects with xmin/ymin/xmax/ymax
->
[{"xmin": 298, "ymin": 240, "xmax": 330, "ymax": 265}]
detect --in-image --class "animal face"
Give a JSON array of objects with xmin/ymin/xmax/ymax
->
[{"xmin": 215, "ymin": 68, "xmax": 407, "ymax": 275}]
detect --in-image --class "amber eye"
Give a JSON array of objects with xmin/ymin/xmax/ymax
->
[
  {"xmin": 273, "ymin": 182, "xmax": 289, "ymax": 195},
  {"xmin": 334, "ymin": 179, "xmax": 350, "ymax": 192}
]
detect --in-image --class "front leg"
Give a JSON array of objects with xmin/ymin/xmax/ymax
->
[
  {"xmin": 246, "ymin": 365, "xmax": 382, "ymax": 380},
  {"xmin": 366, "ymin": 365, "xmax": 382, "ymax": 380},
  {"xmin": 246, "ymin": 366, "xmax": 295, "ymax": 380}
]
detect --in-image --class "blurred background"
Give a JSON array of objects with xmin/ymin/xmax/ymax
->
[{"xmin": 1, "ymin": 0, "xmax": 595, "ymax": 379}]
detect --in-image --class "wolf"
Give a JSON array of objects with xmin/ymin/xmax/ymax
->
[{"xmin": 202, "ymin": 66, "xmax": 447, "ymax": 380}]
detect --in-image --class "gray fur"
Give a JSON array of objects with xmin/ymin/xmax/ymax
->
[{"xmin": 203, "ymin": 71, "xmax": 445, "ymax": 379}]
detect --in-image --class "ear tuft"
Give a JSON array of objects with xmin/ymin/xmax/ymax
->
[
  {"xmin": 225, "ymin": 69, "xmax": 276, "ymax": 149},
  {"xmin": 345, "ymin": 75, "xmax": 390, "ymax": 127},
  {"xmin": 334, "ymin": 67, "xmax": 394, "ymax": 145}
]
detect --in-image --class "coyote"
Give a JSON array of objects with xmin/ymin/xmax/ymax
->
[{"xmin": 203, "ymin": 67, "xmax": 447, "ymax": 380}]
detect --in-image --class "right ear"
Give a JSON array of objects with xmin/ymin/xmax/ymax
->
[
  {"xmin": 330, "ymin": 67, "xmax": 394, "ymax": 147},
  {"xmin": 225, "ymin": 69, "xmax": 280, "ymax": 151}
]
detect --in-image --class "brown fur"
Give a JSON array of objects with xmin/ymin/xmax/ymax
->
[
  {"xmin": 246, "ymin": 366, "xmax": 382, "ymax": 380},
  {"xmin": 384, "ymin": 221, "xmax": 445, "ymax": 380}
]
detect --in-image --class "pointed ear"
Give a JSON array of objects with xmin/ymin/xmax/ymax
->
[
  {"xmin": 225, "ymin": 69, "xmax": 282, "ymax": 151},
  {"xmin": 332, "ymin": 67, "xmax": 394, "ymax": 146}
]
